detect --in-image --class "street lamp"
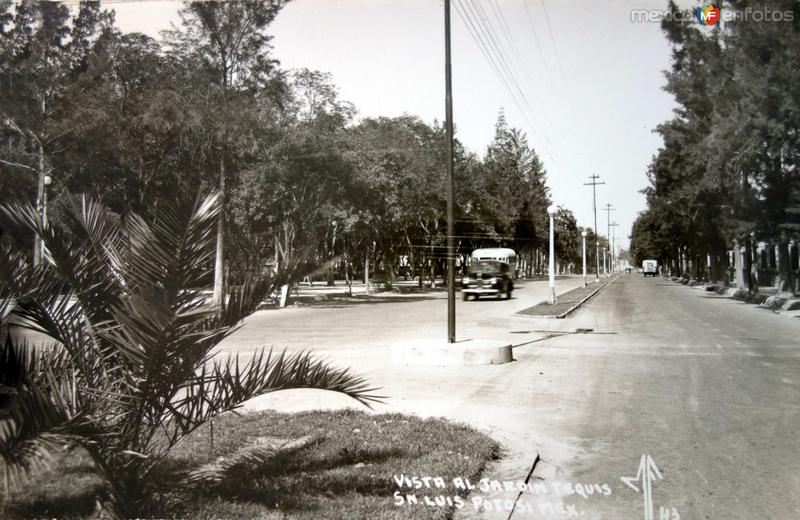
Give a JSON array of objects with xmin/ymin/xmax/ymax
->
[
  {"xmin": 33, "ymin": 174, "xmax": 53, "ymax": 267},
  {"xmin": 581, "ymin": 230, "xmax": 588, "ymax": 287},
  {"xmin": 547, "ymin": 204, "xmax": 557, "ymax": 304}
]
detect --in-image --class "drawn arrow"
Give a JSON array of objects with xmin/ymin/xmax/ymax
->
[{"xmin": 621, "ymin": 454, "xmax": 662, "ymax": 520}]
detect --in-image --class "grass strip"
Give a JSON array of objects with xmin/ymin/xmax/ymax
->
[
  {"xmin": 517, "ymin": 279, "xmax": 612, "ymax": 317},
  {"xmin": 2, "ymin": 410, "xmax": 499, "ymax": 520}
]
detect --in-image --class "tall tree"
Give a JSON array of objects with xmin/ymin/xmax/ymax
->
[
  {"xmin": 481, "ymin": 112, "xmax": 550, "ymax": 265},
  {"xmin": 165, "ymin": 0, "xmax": 289, "ymax": 305},
  {"xmin": 0, "ymin": 0, "xmax": 112, "ymax": 259}
]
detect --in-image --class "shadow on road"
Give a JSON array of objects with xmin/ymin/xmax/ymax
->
[{"xmin": 510, "ymin": 328, "xmax": 618, "ymax": 349}]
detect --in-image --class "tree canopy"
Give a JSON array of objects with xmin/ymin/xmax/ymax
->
[
  {"xmin": 630, "ymin": 0, "xmax": 800, "ymax": 284},
  {"xmin": 2, "ymin": 0, "xmax": 588, "ymax": 290}
]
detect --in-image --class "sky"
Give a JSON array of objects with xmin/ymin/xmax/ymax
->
[{"xmin": 106, "ymin": 0, "xmax": 696, "ymax": 251}]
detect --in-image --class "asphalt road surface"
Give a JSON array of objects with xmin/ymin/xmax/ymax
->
[
  {"xmin": 508, "ymin": 273, "xmax": 800, "ymax": 520},
  {"xmin": 222, "ymin": 274, "xmax": 800, "ymax": 520}
]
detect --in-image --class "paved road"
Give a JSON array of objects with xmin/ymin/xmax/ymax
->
[
  {"xmin": 497, "ymin": 273, "xmax": 800, "ymax": 520},
  {"xmin": 224, "ymin": 274, "xmax": 800, "ymax": 520}
]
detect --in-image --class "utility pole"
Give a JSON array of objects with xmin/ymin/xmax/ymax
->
[
  {"xmin": 603, "ymin": 203, "xmax": 614, "ymax": 275},
  {"xmin": 584, "ymin": 175, "xmax": 605, "ymax": 281},
  {"xmin": 610, "ymin": 222, "xmax": 619, "ymax": 273},
  {"xmin": 444, "ymin": 0, "xmax": 456, "ymax": 343}
]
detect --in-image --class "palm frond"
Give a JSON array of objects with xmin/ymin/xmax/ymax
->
[
  {"xmin": 0, "ymin": 202, "xmax": 123, "ymax": 329},
  {"xmin": 216, "ymin": 276, "xmax": 272, "ymax": 330},
  {"xmin": 66, "ymin": 198, "xmax": 127, "ymax": 287},
  {"xmin": 167, "ymin": 348, "xmax": 383, "ymax": 439},
  {"xmin": 182, "ymin": 433, "xmax": 324, "ymax": 489},
  {"xmin": 123, "ymin": 192, "xmax": 220, "ymax": 307},
  {"xmin": 0, "ymin": 190, "xmax": 384, "ymax": 514},
  {"xmin": 0, "ymin": 339, "xmax": 90, "ymax": 496}
]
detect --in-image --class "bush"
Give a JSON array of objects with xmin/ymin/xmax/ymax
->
[{"xmin": 0, "ymin": 193, "xmax": 380, "ymax": 517}]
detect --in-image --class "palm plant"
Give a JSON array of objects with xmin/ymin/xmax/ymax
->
[{"xmin": 0, "ymin": 192, "xmax": 380, "ymax": 516}]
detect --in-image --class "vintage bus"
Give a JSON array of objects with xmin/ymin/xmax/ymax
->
[{"xmin": 469, "ymin": 248, "xmax": 517, "ymax": 279}]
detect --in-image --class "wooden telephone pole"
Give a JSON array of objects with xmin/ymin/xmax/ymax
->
[
  {"xmin": 444, "ymin": 0, "xmax": 456, "ymax": 343},
  {"xmin": 584, "ymin": 175, "xmax": 605, "ymax": 281}
]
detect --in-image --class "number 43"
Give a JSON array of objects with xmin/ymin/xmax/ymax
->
[{"xmin": 659, "ymin": 506, "xmax": 680, "ymax": 520}]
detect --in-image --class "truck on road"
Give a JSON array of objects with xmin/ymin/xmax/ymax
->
[{"xmin": 642, "ymin": 259, "xmax": 658, "ymax": 277}]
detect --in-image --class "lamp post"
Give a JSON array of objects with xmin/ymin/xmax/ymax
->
[
  {"xmin": 581, "ymin": 230, "xmax": 588, "ymax": 287},
  {"xmin": 547, "ymin": 204, "xmax": 557, "ymax": 304},
  {"xmin": 33, "ymin": 174, "xmax": 52, "ymax": 267},
  {"xmin": 603, "ymin": 247, "xmax": 607, "ymax": 277}
]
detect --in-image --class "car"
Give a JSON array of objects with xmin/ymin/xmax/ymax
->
[{"xmin": 461, "ymin": 260, "xmax": 514, "ymax": 300}]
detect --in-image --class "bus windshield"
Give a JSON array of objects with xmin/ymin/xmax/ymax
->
[{"xmin": 469, "ymin": 261, "xmax": 507, "ymax": 275}]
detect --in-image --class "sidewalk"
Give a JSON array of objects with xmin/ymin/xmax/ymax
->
[
  {"xmin": 276, "ymin": 276, "xmax": 575, "ymax": 305},
  {"xmin": 678, "ymin": 277, "xmax": 800, "ymax": 318},
  {"xmin": 223, "ymin": 275, "xmax": 592, "ymax": 519}
]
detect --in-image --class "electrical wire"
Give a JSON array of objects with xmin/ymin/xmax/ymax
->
[{"xmin": 455, "ymin": 0, "xmax": 558, "ymax": 166}]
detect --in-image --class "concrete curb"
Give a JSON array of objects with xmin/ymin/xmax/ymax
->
[
  {"xmin": 552, "ymin": 276, "xmax": 618, "ymax": 319},
  {"xmin": 391, "ymin": 338, "xmax": 513, "ymax": 366},
  {"xmin": 524, "ymin": 275, "xmax": 619, "ymax": 320}
]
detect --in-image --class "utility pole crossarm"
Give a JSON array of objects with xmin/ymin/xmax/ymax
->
[
  {"xmin": 609, "ymin": 221, "xmax": 619, "ymax": 273},
  {"xmin": 603, "ymin": 203, "xmax": 615, "ymax": 275},
  {"xmin": 584, "ymin": 175, "xmax": 605, "ymax": 281}
]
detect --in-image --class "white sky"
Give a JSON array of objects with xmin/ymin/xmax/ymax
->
[{"xmin": 107, "ymin": 0, "xmax": 697, "ymax": 250}]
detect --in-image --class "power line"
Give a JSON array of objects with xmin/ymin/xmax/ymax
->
[
  {"xmin": 609, "ymin": 221, "xmax": 619, "ymax": 272},
  {"xmin": 453, "ymin": 0, "xmax": 557, "ymax": 165},
  {"xmin": 539, "ymin": 1, "xmax": 568, "ymax": 89},
  {"xmin": 603, "ymin": 203, "xmax": 614, "ymax": 241},
  {"xmin": 466, "ymin": 0, "xmax": 540, "ymax": 125},
  {"xmin": 457, "ymin": 0, "xmax": 558, "ymax": 164},
  {"xmin": 584, "ymin": 174, "xmax": 605, "ymax": 281},
  {"xmin": 469, "ymin": 0, "xmax": 550, "ymax": 145},
  {"xmin": 603, "ymin": 203, "xmax": 615, "ymax": 274},
  {"xmin": 539, "ymin": 0, "xmax": 579, "ymax": 122},
  {"xmin": 521, "ymin": 0, "xmax": 555, "ymax": 89},
  {"xmin": 487, "ymin": 0, "xmax": 559, "ymax": 143}
]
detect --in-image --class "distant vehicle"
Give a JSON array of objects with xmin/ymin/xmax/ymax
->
[
  {"xmin": 461, "ymin": 260, "xmax": 514, "ymax": 300},
  {"xmin": 470, "ymin": 248, "xmax": 517, "ymax": 279},
  {"xmin": 642, "ymin": 259, "xmax": 658, "ymax": 277}
]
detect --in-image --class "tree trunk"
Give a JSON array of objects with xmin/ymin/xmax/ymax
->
[
  {"xmin": 344, "ymin": 254, "xmax": 352, "ymax": 296},
  {"xmin": 778, "ymin": 235, "xmax": 793, "ymax": 293},
  {"xmin": 383, "ymin": 252, "xmax": 394, "ymax": 291},
  {"xmin": 213, "ymin": 154, "xmax": 225, "ymax": 306},
  {"xmin": 744, "ymin": 239, "xmax": 757, "ymax": 293},
  {"xmin": 33, "ymin": 98, "xmax": 46, "ymax": 267},
  {"xmin": 364, "ymin": 256, "xmax": 370, "ymax": 295},
  {"xmin": 279, "ymin": 283, "xmax": 291, "ymax": 308},
  {"xmin": 326, "ymin": 222, "xmax": 337, "ymax": 286}
]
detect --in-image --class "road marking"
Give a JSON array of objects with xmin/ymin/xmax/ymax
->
[{"xmin": 621, "ymin": 454, "xmax": 662, "ymax": 520}]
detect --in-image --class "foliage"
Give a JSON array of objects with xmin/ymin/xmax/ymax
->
[
  {"xmin": 0, "ymin": 0, "xmax": 113, "ymax": 206},
  {"xmin": 1, "ymin": 410, "xmax": 499, "ymax": 520},
  {"xmin": 631, "ymin": 0, "xmax": 800, "ymax": 276},
  {"xmin": 0, "ymin": 193, "xmax": 380, "ymax": 516},
  {"xmin": 1, "ymin": 0, "xmax": 583, "ymax": 289}
]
